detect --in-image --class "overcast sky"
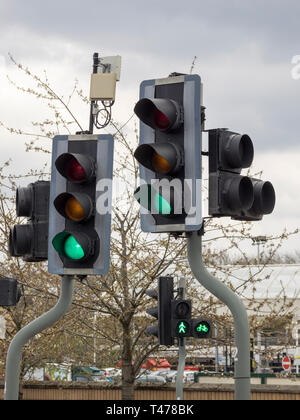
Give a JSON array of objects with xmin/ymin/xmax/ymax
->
[{"xmin": 0, "ymin": 0, "xmax": 299, "ymax": 256}]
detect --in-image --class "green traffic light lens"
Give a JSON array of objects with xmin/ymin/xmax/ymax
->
[
  {"xmin": 52, "ymin": 232, "xmax": 85, "ymax": 260},
  {"xmin": 154, "ymin": 193, "xmax": 172, "ymax": 215},
  {"xmin": 64, "ymin": 235, "xmax": 85, "ymax": 260},
  {"xmin": 177, "ymin": 321, "xmax": 189, "ymax": 336},
  {"xmin": 196, "ymin": 323, "xmax": 209, "ymax": 333}
]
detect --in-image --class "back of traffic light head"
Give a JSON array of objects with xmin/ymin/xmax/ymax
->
[
  {"xmin": 9, "ymin": 181, "xmax": 50, "ymax": 262},
  {"xmin": 0, "ymin": 277, "xmax": 22, "ymax": 307},
  {"xmin": 145, "ymin": 277, "xmax": 174, "ymax": 346},
  {"xmin": 208, "ymin": 128, "xmax": 275, "ymax": 220}
]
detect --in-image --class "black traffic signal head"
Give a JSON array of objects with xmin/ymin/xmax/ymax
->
[
  {"xmin": 209, "ymin": 129, "xmax": 275, "ymax": 220},
  {"xmin": 0, "ymin": 277, "xmax": 21, "ymax": 306},
  {"xmin": 134, "ymin": 74, "xmax": 202, "ymax": 233},
  {"xmin": 145, "ymin": 277, "xmax": 174, "ymax": 346},
  {"xmin": 48, "ymin": 134, "xmax": 114, "ymax": 276},
  {"xmin": 192, "ymin": 319, "xmax": 212, "ymax": 339},
  {"xmin": 145, "ymin": 288, "xmax": 159, "ymax": 337},
  {"xmin": 9, "ymin": 181, "xmax": 50, "ymax": 262},
  {"xmin": 171, "ymin": 299, "xmax": 192, "ymax": 338}
]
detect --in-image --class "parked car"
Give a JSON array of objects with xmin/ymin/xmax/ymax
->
[
  {"xmin": 135, "ymin": 374, "xmax": 166, "ymax": 384},
  {"xmin": 72, "ymin": 366, "xmax": 103, "ymax": 382},
  {"xmin": 165, "ymin": 370, "xmax": 178, "ymax": 383}
]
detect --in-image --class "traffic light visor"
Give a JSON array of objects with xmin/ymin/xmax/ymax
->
[
  {"xmin": 134, "ymin": 184, "xmax": 174, "ymax": 215},
  {"xmin": 54, "ymin": 193, "xmax": 93, "ymax": 222},
  {"xmin": 134, "ymin": 98, "xmax": 182, "ymax": 131},
  {"xmin": 52, "ymin": 231, "xmax": 93, "ymax": 261},
  {"xmin": 16, "ymin": 186, "xmax": 33, "ymax": 217},
  {"xmin": 251, "ymin": 180, "xmax": 276, "ymax": 215},
  {"xmin": 223, "ymin": 134, "xmax": 254, "ymax": 169},
  {"xmin": 134, "ymin": 143, "xmax": 182, "ymax": 175},
  {"xmin": 226, "ymin": 176, "xmax": 254, "ymax": 211},
  {"xmin": 55, "ymin": 153, "xmax": 95, "ymax": 183}
]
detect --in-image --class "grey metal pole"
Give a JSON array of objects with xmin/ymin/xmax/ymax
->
[
  {"xmin": 89, "ymin": 52, "xmax": 99, "ymax": 134},
  {"xmin": 187, "ymin": 232, "xmax": 251, "ymax": 400},
  {"xmin": 4, "ymin": 275, "xmax": 75, "ymax": 400},
  {"xmin": 176, "ymin": 277, "xmax": 186, "ymax": 400}
]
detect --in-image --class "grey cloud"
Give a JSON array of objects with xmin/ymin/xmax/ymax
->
[
  {"xmin": 0, "ymin": 0, "xmax": 300, "ymax": 153},
  {"xmin": 1, "ymin": 0, "xmax": 300, "ymax": 61}
]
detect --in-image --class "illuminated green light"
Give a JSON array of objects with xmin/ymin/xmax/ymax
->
[
  {"xmin": 178, "ymin": 321, "xmax": 188, "ymax": 335},
  {"xmin": 154, "ymin": 193, "xmax": 172, "ymax": 215},
  {"xmin": 196, "ymin": 323, "xmax": 209, "ymax": 333},
  {"xmin": 64, "ymin": 235, "xmax": 84, "ymax": 260}
]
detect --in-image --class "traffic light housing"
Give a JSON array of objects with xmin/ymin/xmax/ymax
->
[
  {"xmin": 48, "ymin": 134, "xmax": 114, "ymax": 275},
  {"xmin": 9, "ymin": 181, "xmax": 50, "ymax": 262},
  {"xmin": 208, "ymin": 129, "xmax": 275, "ymax": 220},
  {"xmin": 0, "ymin": 277, "xmax": 21, "ymax": 306},
  {"xmin": 145, "ymin": 277, "xmax": 174, "ymax": 346},
  {"xmin": 171, "ymin": 299, "xmax": 192, "ymax": 338},
  {"xmin": 133, "ymin": 74, "xmax": 202, "ymax": 233}
]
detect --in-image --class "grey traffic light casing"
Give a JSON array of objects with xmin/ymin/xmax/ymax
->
[
  {"xmin": 134, "ymin": 74, "xmax": 202, "ymax": 233},
  {"xmin": 9, "ymin": 181, "xmax": 50, "ymax": 262},
  {"xmin": 208, "ymin": 129, "xmax": 275, "ymax": 220},
  {"xmin": 146, "ymin": 277, "xmax": 174, "ymax": 346},
  {"xmin": 0, "ymin": 277, "xmax": 21, "ymax": 306},
  {"xmin": 48, "ymin": 134, "xmax": 114, "ymax": 275}
]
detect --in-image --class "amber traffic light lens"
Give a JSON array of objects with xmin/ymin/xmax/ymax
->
[
  {"xmin": 152, "ymin": 152, "xmax": 172, "ymax": 173},
  {"xmin": 65, "ymin": 197, "xmax": 86, "ymax": 222}
]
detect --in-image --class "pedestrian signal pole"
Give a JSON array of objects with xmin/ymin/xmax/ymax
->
[
  {"xmin": 187, "ymin": 231, "xmax": 251, "ymax": 401},
  {"xmin": 5, "ymin": 276, "xmax": 74, "ymax": 400},
  {"xmin": 176, "ymin": 277, "xmax": 186, "ymax": 401}
]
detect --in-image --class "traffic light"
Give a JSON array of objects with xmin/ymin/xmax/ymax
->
[
  {"xmin": 171, "ymin": 299, "xmax": 192, "ymax": 338},
  {"xmin": 48, "ymin": 134, "xmax": 114, "ymax": 275},
  {"xmin": 0, "ymin": 277, "xmax": 21, "ymax": 306},
  {"xmin": 9, "ymin": 181, "xmax": 50, "ymax": 262},
  {"xmin": 208, "ymin": 129, "xmax": 275, "ymax": 220},
  {"xmin": 145, "ymin": 277, "xmax": 174, "ymax": 346},
  {"xmin": 133, "ymin": 74, "xmax": 202, "ymax": 233},
  {"xmin": 192, "ymin": 319, "xmax": 212, "ymax": 339}
]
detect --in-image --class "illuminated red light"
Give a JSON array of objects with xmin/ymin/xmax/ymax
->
[
  {"xmin": 154, "ymin": 109, "xmax": 170, "ymax": 130},
  {"xmin": 66, "ymin": 158, "xmax": 87, "ymax": 182}
]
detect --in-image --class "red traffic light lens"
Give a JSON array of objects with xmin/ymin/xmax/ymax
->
[
  {"xmin": 66, "ymin": 158, "xmax": 87, "ymax": 182},
  {"xmin": 154, "ymin": 109, "xmax": 170, "ymax": 130}
]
